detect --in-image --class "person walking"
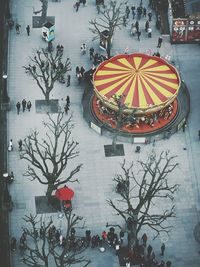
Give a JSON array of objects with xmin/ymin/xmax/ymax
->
[
  {"xmin": 141, "ymin": 233, "xmax": 147, "ymax": 247},
  {"xmin": 147, "ymin": 244, "xmax": 153, "ymax": 258},
  {"xmin": 137, "ymin": 30, "xmax": 141, "ymax": 41},
  {"xmin": 16, "ymin": 101, "xmax": 21, "ymax": 114},
  {"xmin": 8, "ymin": 139, "xmax": 13, "ymax": 151},
  {"xmin": 81, "ymin": 43, "xmax": 87, "ymax": 55},
  {"xmin": 80, "ymin": 66, "xmax": 85, "ymax": 77},
  {"xmin": 74, "ymin": 1, "xmax": 80, "ymax": 12},
  {"xmin": 148, "ymin": 11, "xmax": 152, "ymax": 21},
  {"xmin": 198, "ymin": 130, "xmax": 200, "ymax": 140},
  {"xmin": 76, "ymin": 66, "xmax": 80, "ymax": 77},
  {"xmin": 15, "ymin": 23, "xmax": 21, "ymax": 34},
  {"xmin": 67, "ymin": 74, "xmax": 71, "ymax": 87},
  {"xmin": 161, "ymin": 243, "xmax": 165, "ymax": 256},
  {"xmin": 66, "ymin": 95, "xmax": 70, "ymax": 106},
  {"xmin": 145, "ymin": 20, "xmax": 149, "ymax": 32},
  {"xmin": 143, "ymin": 7, "xmax": 146, "ymax": 17},
  {"xmin": 148, "ymin": 27, "xmax": 152, "ymax": 38},
  {"xmin": 18, "ymin": 139, "xmax": 22, "ymax": 151},
  {"xmin": 27, "ymin": 101, "xmax": 32, "ymax": 111},
  {"xmin": 22, "ymin": 99, "xmax": 27, "ymax": 112},
  {"xmin": 157, "ymin": 36, "xmax": 163, "ymax": 47},
  {"xmin": 135, "ymin": 21, "xmax": 139, "ymax": 32},
  {"xmin": 131, "ymin": 5, "xmax": 136, "ymax": 19},
  {"xmin": 125, "ymin": 6, "xmax": 130, "ymax": 19},
  {"xmin": 89, "ymin": 47, "xmax": 94, "ymax": 60},
  {"xmin": 26, "ymin": 25, "xmax": 30, "ymax": 36}
]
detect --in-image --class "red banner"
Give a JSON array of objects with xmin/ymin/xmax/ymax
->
[{"xmin": 172, "ymin": 19, "xmax": 187, "ymax": 43}]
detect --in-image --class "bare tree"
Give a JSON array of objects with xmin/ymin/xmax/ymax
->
[
  {"xmin": 22, "ymin": 212, "xmax": 91, "ymax": 267},
  {"xmin": 89, "ymin": 0, "xmax": 125, "ymax": 58},
  {"xmin": 23, "ymin": 49, "xmax": 71, "ymax": 101},
  {"xmin": 20, "ymin": 112, "xmax": 82, "ymax": 199},
  {"xmin": 107, "ymin": 151, "xmax": 179, "ymax": 248}
]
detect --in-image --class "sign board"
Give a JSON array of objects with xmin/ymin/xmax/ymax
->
[
  {"xmin": 133, "ymin": 137, "xmax": 146, "ymax": 144},
  {"xmin": 172, "ymin": 19, "xmax": 187, "ymax": 43},
  {"xmin": 90, "ymin": 122, "xmax": 102, "ymax": 135},
  {"xmin": 172, "ymin": 18, "xmax": 200, "ymax": 43}
]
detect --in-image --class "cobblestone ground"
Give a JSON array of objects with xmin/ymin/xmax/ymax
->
[{"xmin": 7, "ymin": 0, "xmax": 200, "ymax": 266}]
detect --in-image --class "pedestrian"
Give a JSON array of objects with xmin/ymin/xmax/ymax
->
[
  {"xmin": 131, "ymin": 5, "xmax": 136, "ymax": 19},
  {"xmin": 77, "ymin": 72, "xmax": 82, "ymax": 84},
  {"xmin": 81, "ymin": 43, "xmax": 87, "ymax": 55},
  {"xmin": 137, "ymin": 30, "xmax": 141, "ymax": 41},
  {"xmin": 74, "ymin": 1, "xmax": 80, "ymax": 12},
  {"xmin": 147, "ymin": 244, "xmax": 153, "ymax": 258},
  {"xmin": 143, "ymin": 7, "xmax": 146, "ymax": 16},
  {"xmin": 148, "ymin": 27, "xmax": 152, "ymax": 38},
  {"xmin": 11, "ymin": 237, "xmax": 17, "ymax": 251},
  {"xmin": 119, "ymin": 230, "xmax": 124, "ymax": 244},
  {"xmin": 135, "ymin": 21, "xmax": 139, "ymax": 32},
  {"xmin": 16, "ymin": 101, "xmax": 21, "ymax": 114},
  {"xmin": 115, "ymin": 240, "xmax": 120, "ymax": 255},
  {"xmin": 101, "ymin": 230, "xmax": 107, "ymax": 242},
  {"xmin": 123, "ymin": 16, "xmax": 127, "ymax": 27},
  {"xmin": 141, "ymin": 233, "xmax": 147, "ymax": 247},
  {"xmin": 157, "ymin": 36, "xmax": 163, "ymax": 48},
  {"xmin": 148, "ymin": 11, "xmax": 152, "ymax": 21},
  {"xmin": 15, "ymin": 23, "xmax": 21, "ymax": 34},
  {"xmin": 8, "ymin": 139, "xmax": 13, "ymax": 151},
  {"xmin": 198, "ymin": 130, "xmax": 200, "ymax": 140},
  {"xmin": 161, "ymin": 243, "xmax": 165, "ymax": 256},
  {"xmin": 89, "ymin": 47, "xmax": 94, "ymax": 60},
  {"xmin": 27, "ymin": 101, "xmax": 32, "ymax": 111},
  {"xmin": 131, "ymin": 23, "xmax": 136, "ymax": 36},
  {"xmin": 18, "ymin": 139, "xmax": 22, "ymax": 151},
  {"xmin": 145, "ymin": 20, "xmax": 149, "ymax": 32},
  {"xmin": 66, "ymin": 95, "xmax": 70, "ymax": 106},
  {"xmin": 182, "ymin": 122, "xmax": 187, "ymax": 132},
  {"xmin": 64, "ymin": 104, "xmax": 69, "ymax": 114},
  {"xmin": 67, "ymin": 74, "xmax": 71, "ymax": 87},
  {"xmin": 22, "ymin": 99, "xmax": 27, "ymax": 112},
  {"xmin": 82, "ymin": 0, "xmax": 86, "ymax": 6},
  {"xmin": 76, "ymin": 66, "xmax": 80, "ymax": 77},
  {"xmin": 26, "ymin": 25, "xmax": 30, "ymax": 36},
  {"xmin": 124, "ymin": 46, "xmax": 129, "ymax": 54},
  {"xmin": 80, "ymin": 66, "xmax": 85, "ymax": 77},
  {"xmin": 8, "ymin": 171, "xmax": 14, "ymax": 184},
  {"xmin": 125, "ymin": 6, "xmax": 130, "ymax": 19}
]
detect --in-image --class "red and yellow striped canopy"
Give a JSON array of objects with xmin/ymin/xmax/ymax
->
[{"xmin": 93, "ymin": 53, "xmax": 180, "ymax": 112}]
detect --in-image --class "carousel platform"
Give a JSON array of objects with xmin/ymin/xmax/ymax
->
[{"xmin": 82, "ymin": 78, "xmax": 190, "ymax": 143}]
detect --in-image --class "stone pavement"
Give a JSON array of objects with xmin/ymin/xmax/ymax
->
[{"xmin": 6, "ymin": 0, "xmax": 200, "ymax": 266}]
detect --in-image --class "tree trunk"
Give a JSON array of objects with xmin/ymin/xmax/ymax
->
[
  {"xmin": 46, "ymin": 184, "xmax": 55, "ymax": 201},
  {"xmin": 128, "ymin": 227, "xmax": 138, "ymax": 248},
  {"xmin": 45, "ymin": 91, "xmax": 50, "ymax": 101},
  {"xmin": 112, "ymin": 132, "xmax": 117, "ymax": 151},
  {"xmin": 41, "ymin": 0, "xmax": 48, "ymax": 24}
]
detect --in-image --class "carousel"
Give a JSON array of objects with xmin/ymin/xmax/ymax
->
[{"xmin": 91, "ymin": 53, "xmax": 181, "ymax": 133}]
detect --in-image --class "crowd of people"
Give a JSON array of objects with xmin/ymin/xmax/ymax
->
[{"xmin": 10, "ymin": 226, "xmax": 172, "ymax": 267}]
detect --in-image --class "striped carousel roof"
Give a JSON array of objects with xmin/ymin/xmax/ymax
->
[{"xmin": 93, "ymin": 53, "xmax": 180, "ymax": 110}]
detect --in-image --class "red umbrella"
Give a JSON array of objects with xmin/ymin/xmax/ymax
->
[{"xmin": 55, "ymin": 186, "xmax": 74, "ymax": 201}]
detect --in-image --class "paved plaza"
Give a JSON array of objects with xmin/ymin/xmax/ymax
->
[{"xmin": 6, "ymin": 0, "xmax": 200, "ymax": 266}]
